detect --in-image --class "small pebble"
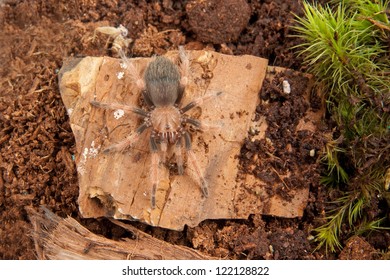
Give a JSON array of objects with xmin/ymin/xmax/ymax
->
[
  {"xmin": 282, "ymin": 80, "xmax": 291, "ymax": 94},
  {"xmin": 114, "ymin": 109, "xmax": 125, "ymax": 119},
  {"xmin": 116, "ymin": 71, "xmax": 125, "ymax": 80}
]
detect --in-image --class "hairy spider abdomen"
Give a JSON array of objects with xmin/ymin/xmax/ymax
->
[
  {"xmin": 150, "ymin": 106, "xmax": 182, "ymax": 143},
  {"xmin": 144, "ymin": 56, "xmax": 181, "ymax": 106}
]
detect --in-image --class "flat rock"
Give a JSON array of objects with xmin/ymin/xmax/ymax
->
[{"xmin": 59, "ymin": 50, "xmax": 312, "ymax": 230}]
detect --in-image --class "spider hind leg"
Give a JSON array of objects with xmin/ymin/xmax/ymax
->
[{"xmin": 184, "ymin": 132, "xmax": 209, "ymax": 197}]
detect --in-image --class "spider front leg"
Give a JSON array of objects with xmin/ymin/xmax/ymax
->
[
  {"xmin": 183, "ymin": 131, "xmax": 209, "ymax": 197},
  {"xmin": 103, "ymin": 122, "xmax": 149, "ymax": 153},
  {"xmin": 174, "ymin": 137, "xmax": 184, "ymax": 175},
  {"xmin": 180, "ymin": 91, "xmax": 222, "ymax": 114},
  {"xmin": 90, "ymin": 101, "xmax": 148, "ymax": 117},
  {"xmin": 149, "ymin": 133, "xmax": 160, "ymax": 209}
]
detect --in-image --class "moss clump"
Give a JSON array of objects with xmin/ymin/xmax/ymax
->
[{"xmin": 294, "ymin": 0, "xmax": 390, "ymax": 253}]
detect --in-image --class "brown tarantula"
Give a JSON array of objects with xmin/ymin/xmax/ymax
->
[{"xmin": 91, "ymin": 47, "xmax": 221, "ymax": 208}]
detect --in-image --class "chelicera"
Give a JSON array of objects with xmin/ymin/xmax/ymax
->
[{"xmin": 91, "ymin": 47, "xmax": 221, "ymax": 208}]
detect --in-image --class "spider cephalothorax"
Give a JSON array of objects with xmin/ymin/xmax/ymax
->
[{"xmin": 91, "ymin": 47, "xmax": 221, "ymax": 208}]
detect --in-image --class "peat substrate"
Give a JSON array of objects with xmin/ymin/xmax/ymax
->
[{"xmin": 0, "ymin": 0, "xmax": 388, "ymax": 260}]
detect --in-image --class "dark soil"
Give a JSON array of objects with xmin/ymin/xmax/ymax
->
[{"xmin": 0, "ymin": 0, "xmax": 386, "ymax": 260}]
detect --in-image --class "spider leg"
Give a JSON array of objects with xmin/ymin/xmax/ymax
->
[
  {"xmin": 90, "ymin": 101, "xmax": 148, "ymax": 117},
  {"xmin": 174, "ymin": 137, "xmax": 184, "ymax": 175},
  {"xmin": 178, "ymin": 46, "xmax": 190, "ymax": 88},
  {"xmin": 160, "ymin": 140, "xmax": 168, "ymax": 163},
  {"xmin": 118, "ymin": 49, "xmax": 145, "ymax": 91},
  {"xmin": 103, "ymin": 122, "xmax": 149, "ymax": 153},
  {"xmin": 183, "ymin": 131, "xmax": 209, "ymax": 197},
  {"xmin": 149, "ymin": 134, "xmax": 159, "ymax": 209},
  {"xmin": 180, "ymin": 91, "xmax": 222, "ymax": 113},
  {"xmin": 174, "ymin": 46, "xmax": 190, "ymax": 106},
  {"xmin": 184, "ymin": 117, "xmax": 221, "ymax": 132}
]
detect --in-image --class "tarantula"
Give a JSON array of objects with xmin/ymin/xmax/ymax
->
[{"xmin": 91, "ymin": 47, "xmax": 221, "ymax": 208}]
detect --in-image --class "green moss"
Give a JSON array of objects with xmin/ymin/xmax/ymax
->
[{"xmin": 293, "ymin": 0, "xmax": 390, "ymax": 253}]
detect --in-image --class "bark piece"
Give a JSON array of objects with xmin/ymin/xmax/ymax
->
[
  {"xmin": 28, "ymin": 207, "xmax": 212, "ymax": 260},
  {"xmin": 236, "ymin": 67, "xmax": 319, "ymax": 219},
  {"xmin": 59, "ymin": 50, "xmax": 313, "ymax": 230}
]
